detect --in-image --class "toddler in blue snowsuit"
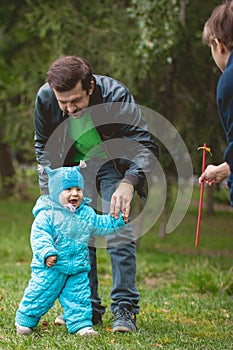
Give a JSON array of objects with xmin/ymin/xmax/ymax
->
[{"xmin": 15, "ymin": 164, "xmax": 125, "ymax": 336}]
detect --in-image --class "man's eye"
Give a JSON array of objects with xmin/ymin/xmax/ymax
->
[{"xmin": 73, "ymin": 98, "xmax": 82, "ymax": 104}]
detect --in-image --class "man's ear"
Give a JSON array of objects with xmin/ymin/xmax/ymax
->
[
  {"xmin": 88, "ymin": 80, "xmax": 95, "ymax": 96},
  {"xmin": 214, "ymin": 38, "xmax": 226, "ymax": 53}
]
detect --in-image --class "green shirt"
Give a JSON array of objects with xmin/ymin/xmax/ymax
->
[{"xmin": 69, "ymin": 111, "xmax": 107, "ymax": 162}]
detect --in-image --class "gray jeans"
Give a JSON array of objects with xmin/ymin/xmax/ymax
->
[{"xmin": 81, "ymin": 159, "xmax": 140, "ymax": 315}]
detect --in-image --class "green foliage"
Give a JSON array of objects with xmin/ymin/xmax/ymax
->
[
  {"xmin": 128, "ymin": 0, "xmax": 182, "ymax": 72},
  {"xmin": 128, "ymin": 0, "xmax": 227, "ymax": 177},
  {"xmin": 0, "ymin": 0, "xmax": 231, "ymax": 210},
  {"xmin": 0, "ymin": 0, "xmax": 140, "ymax": 167}
]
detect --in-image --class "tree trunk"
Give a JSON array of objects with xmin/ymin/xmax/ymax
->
[
  {"xmin": 131, "ymin": 194, "xmax": 145, "ymax": 249},
  {"xmin": 179, "ymin": 0, "xmax": 188, "ymax": 27},
  {"xmin": 0, "ymin": 142, "xmax": 15, "ymax": 197},
  {"xmin": 159, "ymin": 203, "xmax": 168, "ymax": 238},
  {"xmin": 206, "ymin": 185, "xmax": 214, "ymax": 216},
  {"xmin": 159, "ymin": 179, "xmax": 173, "ymax": 238},
  {"xmin": 158, "ymin": 56, "xmax": 176, "ymax": 238}
]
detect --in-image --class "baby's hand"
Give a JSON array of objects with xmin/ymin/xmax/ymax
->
[{"xmin": 45, "ymin": 255, "xmax": 57, "ymax": 267}]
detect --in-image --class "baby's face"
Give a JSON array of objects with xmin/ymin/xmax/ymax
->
[{"xmin": 59, "ymin": 186, "xmax": 83, "ymax": 209}]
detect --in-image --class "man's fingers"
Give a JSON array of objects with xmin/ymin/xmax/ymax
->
[
  {"xmin": 125, "ymin": 202, "xmax": 131, "ymax": 217},
  {"xmin": 110, "ymin": 182, "xmax": 133, "ymax": 220},
  {"xmin": 110, "ymin": 194, "xmax": 128, "ymax": 219},
  {"xmin": 113, "ymin": 197, "xmax": 121, "ymax": 218},
  {"xmin": 110, "ymin": 195, "xmax": 116, "ymax": 216},
  {"xmin": 122, "ymin": 202, "xmax": 130, "ymax": 222},
  {"xmin": 110, "ymin": 194, "xmax": 121, "ymax": 218}
]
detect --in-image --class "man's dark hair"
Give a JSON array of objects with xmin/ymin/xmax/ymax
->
[{"xmin": 46, "ymin": 56, "xmax": 93, "ymax": 92}]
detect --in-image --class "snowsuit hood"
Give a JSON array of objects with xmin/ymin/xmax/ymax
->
[{"xmin": 45, "ymin": 164, "xmax": 85, "ymax": 204}]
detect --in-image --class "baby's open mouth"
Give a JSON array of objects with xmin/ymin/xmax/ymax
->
[{"xmin": 69, "ymin": 199, "xmax": 78, "ymax": 205}]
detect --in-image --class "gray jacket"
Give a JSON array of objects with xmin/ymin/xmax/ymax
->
[{"xmin": 34, "ymin": 75, "xmax": 159, "ymax": 197}]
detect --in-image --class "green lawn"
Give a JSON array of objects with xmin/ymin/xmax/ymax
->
[{"xmin": 0, "ymin": 197, "xmax": 232, "ymax": 349}]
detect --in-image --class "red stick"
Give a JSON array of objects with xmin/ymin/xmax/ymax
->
[{"xmin": 195, "ymin": 143, "xmax": 207, "ymax": 247}]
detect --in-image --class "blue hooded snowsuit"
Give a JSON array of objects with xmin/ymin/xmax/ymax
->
[{"xmin": 15, "ymin": 166, "xmax": 125, "ymax": 333}]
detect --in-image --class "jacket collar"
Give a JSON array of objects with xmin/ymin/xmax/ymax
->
[
  {"xmin": 226, "ymin": 50, "xmax": 233, "ymax": 69},
  {"xmin": 89, "ymin": 75, "xmax": 103, "ymax": 106}
]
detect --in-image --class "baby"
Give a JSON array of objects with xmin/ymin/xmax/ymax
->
[{"xmin": 15, "ymin": 163, "xmax": 125, "ymax": 336}]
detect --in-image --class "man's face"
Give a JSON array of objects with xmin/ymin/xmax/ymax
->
[{"xmin": 53, "ymin": 80, "xmax": 94, "ymax": 118}]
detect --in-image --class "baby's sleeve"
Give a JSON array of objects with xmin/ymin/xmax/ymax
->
[{"xmin": 91, "ymin": 211, "xmax": 125, "ymax": 237}]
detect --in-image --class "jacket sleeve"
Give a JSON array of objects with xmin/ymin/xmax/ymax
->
[
  {"xmin": 30, "ymin": 211, "xmax": 58, "ymax": 265},
  {"xmin": 34, "ymin": 83, "xmax": 64, "ymax": 193},
  {"xmin": 94, "ymin": 76, "xmax": 159, "ymax": 188},
  {"xmin": 217, "ymin": 68, "xmax": 233, "ymax": 205},
  {"xmin": 117, "ymin": 98, "xmax": 159, "ymax": 186},
  {"xmin": 90, "ymin": 210, "xmax": 125, "ymax": 237},
  {"xmin": 217, "ymin": 72, "xmax": 233, "ymax": 172}
]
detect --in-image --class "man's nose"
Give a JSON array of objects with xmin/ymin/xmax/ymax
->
[{"xmin": 66, "ymin": 102, "xmax": 76, "ymax": 113}]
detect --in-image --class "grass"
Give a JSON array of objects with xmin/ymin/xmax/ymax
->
[{"xmin": 0, "ymin": 194, "xmax": 232, "ymax": 350}]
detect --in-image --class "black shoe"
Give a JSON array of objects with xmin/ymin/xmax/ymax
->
[
  {"xmin": 112, "ymin": 307, "xmax": 136, "ymax": 332},
  {"xmin": 92, "ymin": 310, "xmax": 102, "ymax": 325}
]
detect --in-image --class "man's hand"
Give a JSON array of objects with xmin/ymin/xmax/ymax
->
[
  {"xmin": 199, "ymin": 162, "xmax": 230, "ymax": 186},
  {"xmin": 110, "ymin": 182, "xmax": 134, "ymax": 223},
  {"xmin": 45, "ymin": 255, "xmax": 57, "ymax": 268}
]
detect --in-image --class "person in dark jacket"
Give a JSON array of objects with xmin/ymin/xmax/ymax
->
[
  {"xmin": 15, "ymin": 163, "xmax": 125, "ymax": 336},
  {"xmin": 34, "ymin": 55, "xmax": 159, "ymax": 332},
  {"xmin": 199, "ymin": 0, "xmax": 233, "ymax": 206}
]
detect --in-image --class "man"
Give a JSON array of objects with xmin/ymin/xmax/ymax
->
[
  {"xmin": 34, "ymin": 55, "xmax": 159, "ymax": 332},
  {"xmin": 199, "ymin": 1, "xmax": 233, "ymax": 206}
]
